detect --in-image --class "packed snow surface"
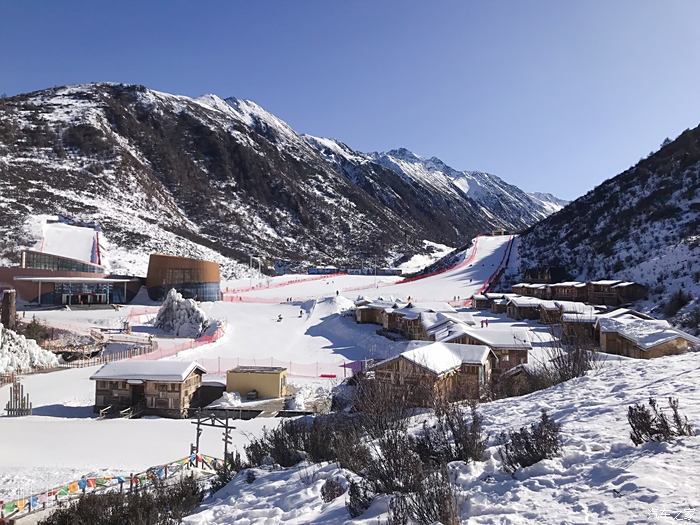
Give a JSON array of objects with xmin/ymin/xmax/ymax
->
[
  {"xmin": 154, "ymin": 288, "xmax": 209, "ymax": 338},
  {"xmin": 0, "ymin": 324, "xmax": 59, "ymax": 374}
]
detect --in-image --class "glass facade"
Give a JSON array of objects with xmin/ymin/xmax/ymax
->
[
  {"xmin": 148, "ymin": 282, "xmax": 220, "ymax": 302},
  {"xmin": 24, "ymin": 251, "xmax": 103, "ymax": 274},
  {"xmin": 53, "ymin": 282, "xmax": 115, "ymax": 305}
]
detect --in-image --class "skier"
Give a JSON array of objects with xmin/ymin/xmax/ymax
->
[
  {"xmin": 485, "ymin": 319, "xmax": 490, "ymax": 327},
  {"xmin": 299, "ymin": 309, "xmax": 303, "ymax": 317},
  {"xmin": 277, "ymin": 314, "xmax": 283, "ymax": 322}
]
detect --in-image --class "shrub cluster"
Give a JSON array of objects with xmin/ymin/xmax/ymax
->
[
  {"xmin": 497, "ymin": 410, "xmax": 561, "ymax": 476},
  {"xmin": 628, "ymin": 397, "xmax": 694, "ymax": 446},
  {"xmin": 40, "ymin": 475, "xmax": 203, "ymax": 525}
]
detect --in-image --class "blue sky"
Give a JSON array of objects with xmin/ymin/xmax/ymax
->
[{"xmin": 2, "ymin": 1, "xmax": 699, "ymax": 200}]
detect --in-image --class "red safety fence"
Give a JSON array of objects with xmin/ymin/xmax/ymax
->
[
  {"xmin": 466, "ymin": 235, "xmax": 515, "ymax": 306},
  {"xmin": 222, "ymin": 273, "xmax": 345, "ymax": 295},
  {"xmin": 396, "ymin": 236, "xmax": 480, "ymax": 285},
  {"xmin": 130, "ymin": 323, "xmax": 228, "ymax": 361}
]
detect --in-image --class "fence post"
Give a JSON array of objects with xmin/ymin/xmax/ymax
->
[{"xmin": 218, "ymin": 357, "xmax": 221, "ymax": 375}]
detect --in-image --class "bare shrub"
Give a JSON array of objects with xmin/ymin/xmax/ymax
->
[
  {"xmin": 364, "ymin": 430, "xmax": 425, "ymax": 494},
  {"xmin": 498, "ymin": 410, "xmax": 561, "ymax": 475},
  {"xmin": 352, "ymin": 376, "xmax": 411, "ymax": 438},
  {"xmin": 413, "ymin": 400, "xmax": 486, "ymax": 468},
  {"xmin": 628, "ymin": 397, "xmax": 694, "ymax": 446},
  {"xmin": 40, "ymin": 475, "xmax": 202, "ymax": 525},
  {"xmin": 388, "ymin": 465, "xmax": 459, "ymax": 525},
  {"xmin": 320, "ymin": 478, "xmax": 345, "ymax": 503},
  {"xmin": 346, "ymin": 479, "xmax": 374, "ymax": 518},
  {"xmin": 333, "ymin": 427, "xmax": 371, "ymax": 474},
  {"xmin": 210, "ymin": 450, "xmax": 244, "ymax": 493},
  {"xmin": 244, "ymin": 417, "xmax": 337, "ymax": 468}
]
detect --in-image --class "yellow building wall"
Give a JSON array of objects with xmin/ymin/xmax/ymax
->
[{"xmin": 226, "ymin": 371, "xmax": 287, "ymax": 399}]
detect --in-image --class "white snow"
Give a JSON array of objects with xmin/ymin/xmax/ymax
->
[
  {"xmin": 154, "ymin": 289, "xmax": 209, "ymax": 338},
  {"xmin": 89, "ymin": 360, "xmax": 206, "ymax": 382},
  {"xmin": 0, "ymin": 324, "xmax": 59, "ymax": 374}
]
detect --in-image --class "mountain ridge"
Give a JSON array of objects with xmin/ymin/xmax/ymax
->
[{"xmin": 0, "ymin": 82, "xmax": 563, "ymax": 276}]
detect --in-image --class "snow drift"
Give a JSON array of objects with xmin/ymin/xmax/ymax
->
[
  {"xmin": 0, "ymin": 324, "xmax": 59, "ymax": 374},
  {"xmin": 153, "ymin": 289, "xmax": 209, "ymax": 338}
]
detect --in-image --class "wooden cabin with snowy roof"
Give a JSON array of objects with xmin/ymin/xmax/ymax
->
[
  {"xmin": 384, "ymin": 302, "xmax": 456, "ymax": 340},
  {"xmin": 588, "ymin": 280, "xmax": 647, "ymax": 306},
  {"xmin": 596, "ymin": 318, "xmax": 699, "ymax": 359},
  {"xmin": 549, "ymin": 281, "xmax": 588, "ymax": 302},
  {"xmin": 506, "ymin": 296, "xmax": 542, "ymax": 320},
  {"xmin": 90, "ymin": 361, "xmax": 206, "ymax": 418},
  {"xmin": 370, "ymin": 341, "xmax": 497, "ymax": 405},
  {"xmin": 440, "ymin": 326, "xmax": 531, "ymax": 372}
]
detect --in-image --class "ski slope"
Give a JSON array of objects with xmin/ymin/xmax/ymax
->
[{"xmin": 229, "ymin": 235, "xmax": 513, "ymax": 303}]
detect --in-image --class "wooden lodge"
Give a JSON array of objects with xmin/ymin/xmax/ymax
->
[
  {"xmin": 383, "ymin": 302, "xmax": 456, "ymax": 340},
  {"xmin": 370, "ymin": 341, "xmax": 497, "ymax": 406},
  {"xmin": 588, "ymin": 280, "xmax": 648, "ymax": 306},
  {"xmin": 90, "ymin": 361, "xmax": 206, "ymax": 419},
  {"xmin": 514, "ymin": 280, "xmax": 648, "ymax": 307},
  {"xmin": 471, "ymin": 294, "xmax": 491, "ymax": 310},
  {"xmin": 511, "ymin": 283, "xmax": 551, "ymax": 300},
  {"xmin": 596, "ymin": 318, "xmax": 699, "ymax": 359},
  {"xmin": 443, "ymin": 327, "xmax": 531, "ymax": 373},
  {"xmin": 549, "ymin": 281, "xmax": 588, "ymax": 302},
  {"xmin": 506, "ymin": 297, "xmax": 542, "ymax": 321}
]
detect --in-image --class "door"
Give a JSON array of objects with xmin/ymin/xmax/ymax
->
[{"xmin": 130, "ymin": 384, "xmax": 145, "ymax": 406}]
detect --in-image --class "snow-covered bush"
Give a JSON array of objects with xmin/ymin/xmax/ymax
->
[
  {"xmin": 153, "ymin": 288, "xmax": 209, "ymax": 338},
  {"xmin": 0, "ymin": 323, "xmax": 59, "ymax": 374}
]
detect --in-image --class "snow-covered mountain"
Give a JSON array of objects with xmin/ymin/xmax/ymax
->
[
  {"xmin": 304, "ymin": 141, "xmax": 567, "ymax": 232},
  {"xmin": 0, "ymin": 83, "xmax": 562, "ymax": 275},
  {"xmin": 513, "ymin": 128, "xmax": 700, "ymax": 332}
]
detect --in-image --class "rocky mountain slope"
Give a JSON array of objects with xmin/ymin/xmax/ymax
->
[
  {"xmin": 0, "ymin": 83, "xmax": 561, "ymax": 276},
  {"xmin": 512, "ymin": 127, "xmax": 700, "ymax": 331}
]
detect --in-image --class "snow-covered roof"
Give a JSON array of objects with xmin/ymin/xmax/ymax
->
[
  {"xmin": 597, "ymin": 318, "xmax": 698, "ymax": 350},
  {"xmin": 507, "ymin": 296, "xmax": 542, "ymax": 307},
  {"xmin": 376, "ymin": 341, "xmax": 492, "ymax": 376},
  {"xmin": 590, "ymin": 280, "xmax": 623, "ymax": 286},
  {"xmin": 550, "ymin": 281, "xmax": 587, "ymax": 288},
  {"xmin": 556, "ymin": 301, "xmax": 596, "ymax": 314},
  {"xmin": 539, "ymin": 301, "xmax": 560, "ymax": 311},
  {"xmin": 598, "ymin": 308, "xmax": 652, "ymax": 321},
  {"xmin": 472, "ymin": 294, "xmax": 488, "ymax": 300},
  {"xmin": 611, "ymin": 281, "xmax": 643, "ymax": 288},
  {"xmin": 424, "ymin": 313, "xmax": 477, "ymax": 339},
  {"xmin": 561, "ymin": 313, "xmax": 597, "ymax": 323},
  {"xmin": 409, "ymin": 301, "xmax": 456, "ymax": 313},
  {"xmin": 90, "ymin": 361, "xmax": 206, "ymax": 382},
  {"xmin": 457, "ymin": 327, "xmax": 532, "ymax": 349}
]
